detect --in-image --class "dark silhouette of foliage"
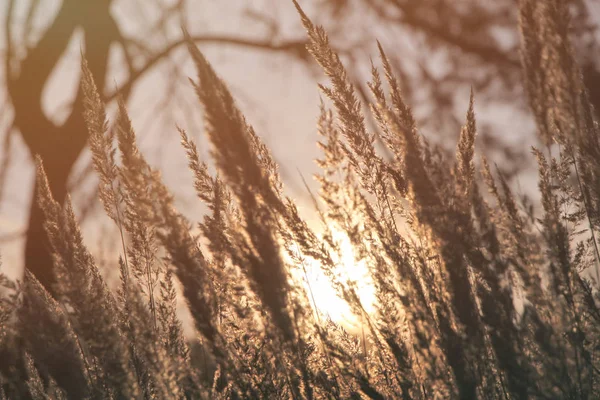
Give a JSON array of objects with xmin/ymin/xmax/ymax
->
[{"xmin": 2, "ymin": 0, "xmax": 600, "ymax": 398}]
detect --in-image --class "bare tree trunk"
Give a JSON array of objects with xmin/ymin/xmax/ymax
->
[
  {"xmin": 9, "ymin": 0, "xmax": 117, "ymax": 292},
  {"xmin": 25, "ymin": 156, "xmax": 72, "ymax": 293}
]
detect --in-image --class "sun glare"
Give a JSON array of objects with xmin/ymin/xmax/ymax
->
[{"xmin": 294, "ymin": 226, "xmax": 377, "ymax": 330}]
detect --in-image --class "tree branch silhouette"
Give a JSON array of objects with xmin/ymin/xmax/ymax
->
[{"xmin": 2, "ymin": 1, "xmax": 310, "ymax": 293}]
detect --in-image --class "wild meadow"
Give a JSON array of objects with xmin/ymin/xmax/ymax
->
[{"xmin": 3, "ymin": 0, "xmax": 600, "ymax": 398}]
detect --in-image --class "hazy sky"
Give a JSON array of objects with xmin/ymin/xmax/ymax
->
[
  {"xmin": 0, "ymin": 0, "xmax": 543, "ymax": 280},
  {"xmin": 0, "ymin": 1, "xmax": 330, "ymax": 273}
]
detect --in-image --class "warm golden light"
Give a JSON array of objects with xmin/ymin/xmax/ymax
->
[{"xmin": 296, "ymin": 226, "xmax": 376, "ymax": 329}]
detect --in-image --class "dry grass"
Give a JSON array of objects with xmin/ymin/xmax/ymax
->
[{"xmin": 2, "ymin": 0, "xmax": 600, "ymax": 398}]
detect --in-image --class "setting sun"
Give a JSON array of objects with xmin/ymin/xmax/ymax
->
[{"xmin": 291, "ymin": 225, "xmax": 376, "ymax": 329}]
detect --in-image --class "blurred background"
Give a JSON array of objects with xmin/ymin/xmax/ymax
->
[{"xmin": 0, "ymin": 0, "xmax": 599, "ymax": 285}]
